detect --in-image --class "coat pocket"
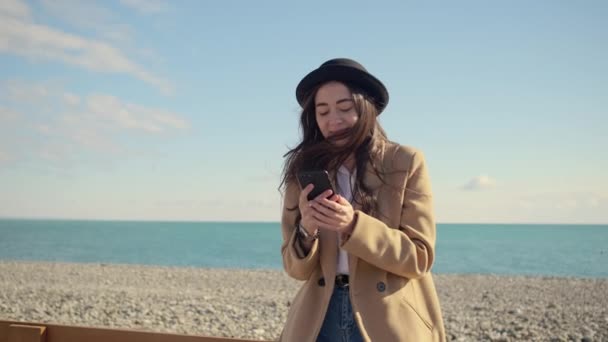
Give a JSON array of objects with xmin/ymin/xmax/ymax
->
[{"xmin": 400, "ymin": 295, "xmax": 434, "ymax": 332}]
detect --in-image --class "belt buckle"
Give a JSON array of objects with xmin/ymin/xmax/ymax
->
[{"xmin": 335, "ymin": 274, "xmax": 349, "ymax": 288}]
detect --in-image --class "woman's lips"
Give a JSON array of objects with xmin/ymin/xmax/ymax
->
[{"xmin": 329, "ymin": 128, "xmax": 348, "ymax": 137}]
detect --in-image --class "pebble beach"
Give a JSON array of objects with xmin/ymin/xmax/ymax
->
[{"xmin": 1, "ymin": 261, "xmax": 606, "ymax": 341}]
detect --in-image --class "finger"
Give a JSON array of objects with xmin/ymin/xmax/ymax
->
[
  {"xmin": 304, "ymin": 205, "xmax": 329, "ymax": 220},
  {"xmin": 318, "ymin": 198, "xmax": 346, "ymax": 213},
  {"xmin": 299, "ymin": 184, "xmax": 314, "ymax": 203},
  {"xmin": 312, "ymin": 203, "xmax": 351, "ymax": 227},
  {"xmin": 314, "ymin": 213, "xmax": 340, "ymax": 229},
  {"xmin": 308, "ymin": 211, "xmax": 331, "ymax": 228},
  {"xmin": 309, "ymin": 205, "xmax": 336, "ymax": 223},
  {"xmin": 301, "ymin": 206, "xmax": 318, "ymax": 220},
  {"xmin": 317, "ymin": 219, "xmax": 342, "ymax": 231},
  {"xmin": 334, "ymin": 194, "xmax": 349, "ymax": 205},
  {"xmin": 310, "ymin": 201, "xmax": 339, "ymax": 218},
  {"xmin": 313, "ymin": 189, "xmax": 333, "ymax": 202}
]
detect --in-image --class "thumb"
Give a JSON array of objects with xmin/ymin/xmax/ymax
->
[{"xmin": 335, "ymin": 194, "xmax": 348, "ymax": 204}]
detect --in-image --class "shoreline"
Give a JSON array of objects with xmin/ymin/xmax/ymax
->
[
  {"xmin": 1, "ymin": 259, "xmax": 605, "ymax": 280},
  {"xmin": 1, "ymin": 261, "xmax": 606, "ymax": 341}
]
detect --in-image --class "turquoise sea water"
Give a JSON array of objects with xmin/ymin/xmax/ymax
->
[{"xmin": 0, "ymin": 219, "xmax": 606, "ymax": 278}]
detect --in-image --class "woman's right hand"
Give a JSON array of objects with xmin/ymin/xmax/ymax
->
[{"xmin": 298, "ymin": 184, "xmax": 334, "ymax": 236}]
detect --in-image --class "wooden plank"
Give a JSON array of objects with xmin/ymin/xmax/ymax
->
[
  {"xmin": 45, "ymin": 325, "xmax": 254, "ymax": 342},
  {"xmin": 7, "ymin": 324, "xmax": 46, "ymax": 342},
  {"xmin": 0, "ymin": 322, "xmax": 9, "ymax": 342},
  {"xmin": 0, "ymin": 321, "xmax": 267, "ymax": 342}
]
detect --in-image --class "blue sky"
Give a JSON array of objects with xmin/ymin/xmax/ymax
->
[{"xmin": 0, "ymin": 0, "xmax": 606, "ymax": 223}]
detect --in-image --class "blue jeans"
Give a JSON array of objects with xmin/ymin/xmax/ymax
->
[{"xmin": 317, "ymin": 286, "xmax": 364, "ymax": 342}]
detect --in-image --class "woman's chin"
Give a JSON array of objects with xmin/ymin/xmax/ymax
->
[{"xmin": 329, "ymin": 138, "xmax": 348, "ymax": 147}]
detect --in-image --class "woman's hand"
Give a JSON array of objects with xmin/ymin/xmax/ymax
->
[
  {"xmin": 298, "ymin": 184, "xmax": 333, "ymax": 236},
  {"xmin": 299, "ymin": 184, "xmax": 356, "ymax": 236},
  {"xmin": 310, "ymin": 194, "xmax": 356, "ymax": 235}
]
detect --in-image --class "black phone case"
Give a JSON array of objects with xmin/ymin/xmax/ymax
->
[{"xmin": 296, "ymin": 170, "xmax": 334, "ymax": 201}]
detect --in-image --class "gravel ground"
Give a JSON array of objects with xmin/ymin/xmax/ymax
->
[{"xmin": 1, "ymin": 261, "xmax": 606, "ymax": 341}]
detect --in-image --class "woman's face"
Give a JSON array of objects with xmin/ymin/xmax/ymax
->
[{"xmin": 314, "ymin": 81, "xmax": 359, "ymax": 143}]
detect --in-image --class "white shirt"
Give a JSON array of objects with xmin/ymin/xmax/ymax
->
[{"xmin": 336, "ymin": 165, "xmax": 356, "ymax": 275}]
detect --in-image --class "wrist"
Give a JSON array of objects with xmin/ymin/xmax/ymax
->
[
  {"xmin": 341, "ymin": 214, "xmax": 357, "ymax": 240},
  {"xmin": 297, "ymin": 222, "xmax": 319, "ymax": 242}
]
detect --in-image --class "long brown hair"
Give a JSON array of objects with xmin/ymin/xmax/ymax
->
[{"xmin": 280, "ymin": 82, "xmax": 389, "ymax": 216}]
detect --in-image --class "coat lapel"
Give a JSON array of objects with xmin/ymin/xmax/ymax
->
[
  {"xmin": 349, "ymin": 141, "xmax": 388, "ymax": 282},
  {"xmin": 324, "ymin": 141, "xmax": 389, "ymax": 284},
  {"xmin": 348, "ymin": 190, "xmax": 362, "ymax": 282},
  {"xmin": 319, "ymin": 227, "xmax": 337, "ymax": 283}
]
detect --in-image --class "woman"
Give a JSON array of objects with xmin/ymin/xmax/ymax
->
[{"xmin": 279, "ymin": 58, "xmax": 446, "ymax": 342}]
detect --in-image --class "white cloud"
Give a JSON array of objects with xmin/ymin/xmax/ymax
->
[
  {"xmin": 35, "ymin": 124, "xmax": 52, "ymax": 134},
  {"xmin": 0, "ymin": 0, "xmax": 30, "ymax": 20},
  {"xmin": 518, "ymin": 192, "xmax": 606, "ymax": 210},
  {"xmin": 86, "ymin": 94, "xmax": 188, "ymax": 133},
  {"xmin": 0, "ymin": 106, "xmax": 20, "ymax": 121},
  {"xmin": 39, "ymin": 0, "xmax": 133, "ymax": 44},
  {"xmin": 436, "ymin": 189, "xmax": 608, "ymax": 224},
  {"xmin": 0, "ymin": 149, "xmax": 9, "ymax": 164},
  {"xmin": 38, "ymin": 143, "xmax": 73, "ymax": 162},
  {"xmin": 0, "ymin": 1, "xmax": 172, "ymax": 94},
  {"xmin": 119, "ymin": 0, "xmax": 168, "ymax": 13},
  {"xmin": 587, "ymin": 198, "xmax": 600, "ymax": 207},
  {"xmin": 68, "ymin": 127, "xmax": 124, "ymax": 154},
  {"xmin": 0, "ymin": 80, "xmax": 189, "ymax": 167},
  {"xmin": 462, "ymin": 175, "xmax": 496, "ymax": 191},
  {"xmin": 37, "ymin": 0, "xmax": 165, "ymax": 72},
  {"xmin": 6, "ymin": 81, "xmax": 50, "ymax": 101},
  {"xmin": 517, "ymin": 200, "xmax": 534, "ymax": 209},
  {"xmin": 152, "ymin": 112, "xmax": 189, "ymax": 129},
  {"xmin": 62, "ymin": 92, "xmax": 80, "ymax": 106}
]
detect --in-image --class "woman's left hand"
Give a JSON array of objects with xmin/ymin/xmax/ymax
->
[{"xmin": 309, "ymin": 194, "xmax": 356, "ymax": 235}]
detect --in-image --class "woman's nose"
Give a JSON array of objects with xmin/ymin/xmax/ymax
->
[
  {"xmin": 327, "ymin": 110, "xmax": 342, "ymax": 123},
  {"xmin": 329, "ymin": 117, "xmax": 343, "ymax": 127}
]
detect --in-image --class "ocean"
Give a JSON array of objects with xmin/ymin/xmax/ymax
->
[{"xmin": 0, "ymin": 219, "xmax": 606, "ymax": 278}]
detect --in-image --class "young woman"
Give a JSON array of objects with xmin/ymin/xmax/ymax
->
[{"xmin": 279, "ymin": 58, "xmax": 446, "ymax": 342}]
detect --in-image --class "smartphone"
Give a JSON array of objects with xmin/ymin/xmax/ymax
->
[{"xmin": 296, "ymin": 170, "xmax": 335, "ymax": 201}]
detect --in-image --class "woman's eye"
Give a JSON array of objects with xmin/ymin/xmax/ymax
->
[
  {"xmin": 339, "ymin": 107, "xmax": 353, "ymax": 112},
  {"xmin": 318, "ymin": 111, "xmax": 329, "ymax": 116}
]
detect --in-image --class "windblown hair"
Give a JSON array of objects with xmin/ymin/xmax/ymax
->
[{"xmin": 279, "ymin": 82, "xmax": 389, "ymax": 216}]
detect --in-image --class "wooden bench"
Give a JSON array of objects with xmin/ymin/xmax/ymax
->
[{"xmin": 0, "ymin": 320, "xmax": 271, "ymax": 342}]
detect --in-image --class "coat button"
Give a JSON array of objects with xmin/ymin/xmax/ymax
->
[
  {"xmin": 376, "ymin": 282, "xmax": 386, "ymax": 292},
  {"xmin": 318, "ymin": 277, "xmax": 325, "ymax": 287}
]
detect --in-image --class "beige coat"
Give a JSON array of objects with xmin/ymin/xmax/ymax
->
[{"xmin": 278, "ymin": 141, "xmax": 446, "ymax": 342}]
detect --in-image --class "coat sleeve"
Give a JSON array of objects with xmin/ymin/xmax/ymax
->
[
  {"xmin": 341, "ymin": 148, "xmax": 436, "ymax": 279},
  {"xmin": 280, "ymin": 181, "xmax": 321, "ymax": 280}
]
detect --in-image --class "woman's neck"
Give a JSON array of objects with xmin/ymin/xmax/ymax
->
[{"xmin": 343, "ymin": 154, "xmax": 356, "ymax": 172}]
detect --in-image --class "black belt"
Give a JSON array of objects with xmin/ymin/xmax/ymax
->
[{"xmin": 335, "ymin": 274, "xmax": 349, "ymax": 288}]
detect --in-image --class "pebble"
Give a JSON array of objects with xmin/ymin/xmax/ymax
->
[{"xmin": 1, "ymin": 261, "xmax": 607, "ymax": 341}]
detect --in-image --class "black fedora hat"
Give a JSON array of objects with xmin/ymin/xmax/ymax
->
[{"xmin": 296, "ymin": 58, "xmax": 389, "ymax": 114}]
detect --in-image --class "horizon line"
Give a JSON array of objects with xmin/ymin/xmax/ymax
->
[{"xmin": 0, "ymin": 216, "xmax": 606, "ymax": 226}]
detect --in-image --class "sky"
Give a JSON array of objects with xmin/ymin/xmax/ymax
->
[{"xmin": 0, "ymin": 0, "xmax": 606, "ymax": 224}]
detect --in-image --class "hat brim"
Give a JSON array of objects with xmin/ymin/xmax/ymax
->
[{"xmin": 296, "ymin": 65, "xmax": 389, "ymax": 114}]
